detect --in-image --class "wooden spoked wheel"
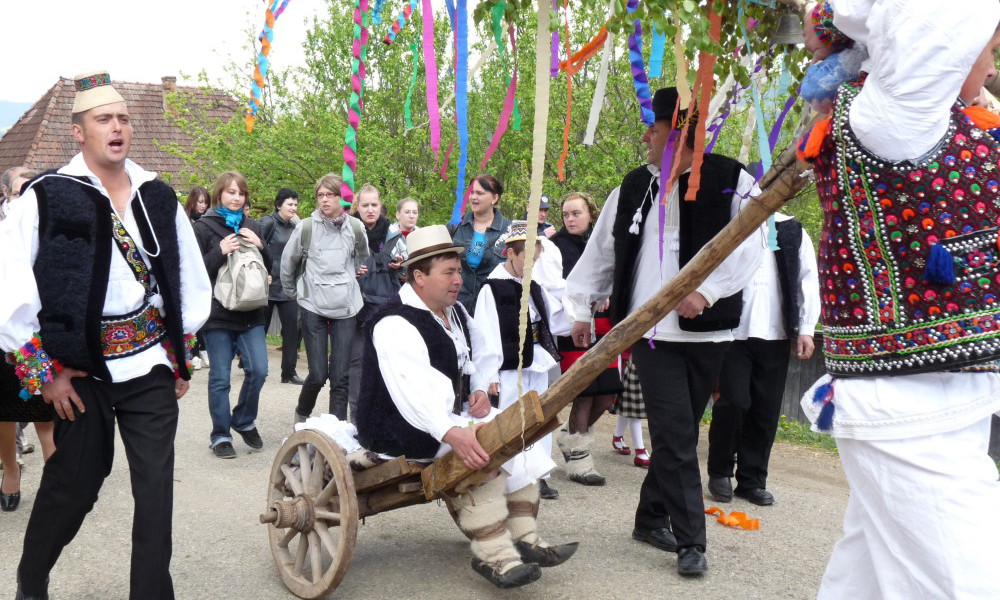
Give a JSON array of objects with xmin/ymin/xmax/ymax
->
[{"xmin": 261, "ymin": 430, "xmax": 359, "ymax": 599}]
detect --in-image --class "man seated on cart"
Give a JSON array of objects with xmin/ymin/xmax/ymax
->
[{"xmin": 355, "ymin": 225, "xmax": 578, "ymax": 589}]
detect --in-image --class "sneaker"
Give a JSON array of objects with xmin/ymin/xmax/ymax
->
[
  {"xmin": 235, "ymin": 427, "xmax": 264, "ymax": 450},
  {"xmin": 190, "ymin": 356, "xmax": 203, "ymax": 370},
  {"xmin": 212, "ymin": 441, "xmax": 237, "ymax": 459},
  {"xmin": 200, "ymin": 353, "xmax": 210, "ymax": 368}
]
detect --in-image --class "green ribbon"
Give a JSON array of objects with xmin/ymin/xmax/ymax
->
[{"xmin": 405, "ymin": 41, "xmax": 419, "ymax": 129}]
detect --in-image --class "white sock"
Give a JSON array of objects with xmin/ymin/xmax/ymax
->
[
  {"xmin": 614, "ymin": 414, "xmax": 628, "ymax": 437},
  {"xmin": 629, "ymin": 418, "xmax": 645, "ymax": 449}
]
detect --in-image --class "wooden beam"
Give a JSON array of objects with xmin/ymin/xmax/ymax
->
[
  {"xmin": 420, "ymin": 391, "xmax": 547, "ymax": 499},
  {"xmin": 420, "ymin": 140, "xmax": 813, "ymax": 498}
]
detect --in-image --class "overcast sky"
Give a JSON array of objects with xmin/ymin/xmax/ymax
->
[{"xmin": 5, "ymin": 0, "xmax": 332, "ymax": 104}]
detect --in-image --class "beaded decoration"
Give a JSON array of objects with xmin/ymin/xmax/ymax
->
[
  {"xmin": 812, "ymin": 81, "xmax": 1000, "ymax": 376},
  {"xmin": 110, "ymin": 213, "xmax": 152, "ymax": 296},
  {"xmin": 7, "ymin": 335, "xmax": 63, "ymax": 399},
  {"xmin": 74, "ymin": 72, "xmax": 112, "ymax": 92},
  {"xmin": 161, "ymin": 334, "xmax": 197, "ymax": 379}
]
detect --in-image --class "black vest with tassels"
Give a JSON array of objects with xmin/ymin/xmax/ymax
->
[{"xmin": 31, "ymin": 173, "xmax": 190, "ymax": 381}]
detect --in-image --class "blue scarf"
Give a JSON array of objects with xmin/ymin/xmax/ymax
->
[{"xmin": 215, "ymin": 205, "xmax": 244, "ymax": 233}]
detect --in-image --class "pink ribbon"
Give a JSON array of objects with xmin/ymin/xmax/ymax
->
[{"xmin": 421, "ymin": 0, "xmax": 440, "ymax": 158}]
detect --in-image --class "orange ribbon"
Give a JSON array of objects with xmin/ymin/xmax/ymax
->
[
  {"xmin": 560, "ymin": 25, "xmax": 608, "ymax": 77},
  {"xmin": 557, "ymin": 0, "xmax": 572, "ymax": 181},
  {"xmin": 705, "ymin": 506, "xmax": 760, "ymax": 530},
  {"xmin": 684, "ymin": 6, "xmax": 721, "ymax": 202}
]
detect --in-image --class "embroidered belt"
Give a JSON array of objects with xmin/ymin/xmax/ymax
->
[{"xmin": 100, "ymin": 303, "xmax": 166, "ymax": 359}]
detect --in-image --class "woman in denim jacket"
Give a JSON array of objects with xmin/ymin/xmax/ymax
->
[{"xmin": 450, "ymin": 174, "xmax": 512, "ymax": 315}]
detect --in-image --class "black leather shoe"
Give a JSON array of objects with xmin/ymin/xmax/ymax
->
[
  {"xmin": 1, "ymin": 470, "xmax": 21, "ymax": 511},
  {"xmin": 515, "ymin": 541, "xmax": 579, "ymax": 567},
  {"xmin": 677, "ymin": 547, "xmax": 708, "ymax": 576},
  {"xmin": 470, "ymin": 558, "xmax": 541, "ymax": 589},
  {"xmin": 281, "ymin": 375, "xmax": 305, "ymax": 385},
  {"xmin": 15, "ymin": 577, "xmax": 48, "ymax": 600},
  {"xmin": 734, "ymin": 487, "xmax": 774, "ymax": 506},
  {"xmin": 707, "ymin": 476, "xmax": 733, "ymax": 503},
  {"xmin": 539, "ymin": 479, "xmax": 559, "ymax": 500},
  {"xmin": 631, "ymin": 527, "xmax": 677, "ymax": 552},
  {"xmin": 569, "ymin": 472, "xmax": 606, "ymax": 486}
]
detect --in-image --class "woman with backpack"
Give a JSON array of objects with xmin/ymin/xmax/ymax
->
[
  {"xmin": 280, "ymin": 173, "xmax": 370, "ymax": 426},
  {"xmin": 192, "ymin": 171, "xmax": 271, "ymax": 460}
]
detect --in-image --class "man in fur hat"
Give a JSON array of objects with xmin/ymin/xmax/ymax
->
[
  {"xmin": 565, "ymin": 87, "xmax": 766, "ymax": 576},
  {"xmin": 355, "ymin": 225, "xmax": 577, "ymax": 589},
  {"xmin": 0, "ymin": 71, "xmax": 211, "ymax": 600}
]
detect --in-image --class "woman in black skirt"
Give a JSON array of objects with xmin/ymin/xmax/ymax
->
[
  {"xmin": 0, "ymin": 361, "xmax": 55, "ymax": 511},
  {"xmin": 551, "ymin": 192, "xmax": 623, "ymax": 486}
]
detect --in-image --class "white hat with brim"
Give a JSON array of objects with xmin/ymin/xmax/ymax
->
[
  {"xmin": 402, "ymin": 224, "xmax": 466, "ymax": 267},
  {"xmin": 72, "ymin": 71, "xmax": 126, "ymax": 114}
]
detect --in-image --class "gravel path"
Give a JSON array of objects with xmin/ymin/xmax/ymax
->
[{"xmin": 0, "ymin": 347, "xmax": 847, "ymax": 599}]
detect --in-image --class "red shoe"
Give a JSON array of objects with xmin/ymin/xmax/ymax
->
[
  {"xmin": 633, "ymin": 448, "xmax": 651, "ymax": 468},
  {"xmin": 612, "ymin": 435, "xmax": 631, "ymax": 455}
]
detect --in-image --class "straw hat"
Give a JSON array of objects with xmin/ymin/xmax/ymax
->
[
  {"xmin": 402, "ymin": 224, "xmax": 465, "ymax": 267},
  {"xmin": 72, "ymin": 71, "xmax": 126, "ymax": 114}
]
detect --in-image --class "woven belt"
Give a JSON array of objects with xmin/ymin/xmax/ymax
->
[{"xmin": 100, "ymin": 303, "xmax": 166, "ymax": 359}]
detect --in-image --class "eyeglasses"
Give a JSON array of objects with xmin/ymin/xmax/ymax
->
[{"xmin": 317, "ymin": 192, "xmax": 339, "ymax": 199}]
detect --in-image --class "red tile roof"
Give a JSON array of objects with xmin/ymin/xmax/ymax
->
[{"xmin": 0, "ymin": 76, "xmax": 239, "ymax": 184}]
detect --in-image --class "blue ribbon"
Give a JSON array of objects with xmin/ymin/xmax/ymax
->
[
  {"xmin": 649, "ymin": 24, "xmax": 666, "ymax": 78},
  {"xmin": 449, "ymin": 0, "xmax": 469, "ymax": 226}
]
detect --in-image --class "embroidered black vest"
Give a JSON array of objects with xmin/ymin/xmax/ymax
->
[
  {"xmin": 812, "ymin": 81, "xmax": 1000, "ymax": 376},
  {"xmin": 355, "ymin": 302, "xmax": 472, "ymax": 459},
  {"xmin": 483, "ymin": 278, "xmax": 560, "ymax": 370},
  {"xmin": 774, "ymin": 218, "xmax": 804, "ymax": 337},
  {"xmin": 610, "ymin": 155, "xmax": 746, "ymax": 331},
  {"xmin": 31, "ymin": 173, "xmax": 190, "ymax": 381}
]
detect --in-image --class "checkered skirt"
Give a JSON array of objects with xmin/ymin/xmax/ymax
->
[{"xmin": 609, "ymin": 360, "xmax": 646, "ymax": 419}]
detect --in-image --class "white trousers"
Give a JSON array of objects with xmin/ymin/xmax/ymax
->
[{"xmin": 818, "ymin": 417, "xmax": 1000, "ymax": 600}]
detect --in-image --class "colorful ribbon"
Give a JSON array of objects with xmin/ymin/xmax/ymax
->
[
  {"xmin": 649, "ymin": 23, "xmax": 666, "ymax": 78},
  {"xmin": 384, "ymin": 0, "xmax": 417, "ymax": 44},
  {"xmin": 557, "ymin": 0, "xmax": 572, "ymax": 180},
  {"xmin": 481, "ymin": 8, "xmax": 519, "ymax": 169},
  {"xmin": 683, "ymin": 6, "xmax": 721, "ymax": 202},
  {"xmin": 404, "ymin": 41, "xmax": 419, "ymax": 128},
  {"xmin": 550, "ymin": 0, "xmax": 560, "ymax": 78},
  {"xmin": 627, "ymin": 18, "xmax": 655, "ymax": 127},
  {"xmin": 582, "ymin": 3, "xmax": 615, "ymax": 146},
  {"xmin": 449, "ymin": 0, "xmax": 470, "ymax": 226},
  {"xmin": 560, "ymin": 25, "xmax": 608, "ymax": 76},
  {"xmin": 340, "ymin": 0, "xmax": 369, "ymax": 207},
  {"xmin": 371, "ymin": 0, "xmax": 389, "ymax": 24},
  {"xmin": 246, "ymin": 0, "xmax": 290, "ymax": 132},
  {"xmin": 705, "ymin": 507, "xmax": 761, "ymax": 530},
  {"xmin": 421, "ymin": 0, "xmax": 441, "ymax": 158}
]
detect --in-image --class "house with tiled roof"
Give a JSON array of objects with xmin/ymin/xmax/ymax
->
[{"xmin": 0, "ymin": 76, "xmax": 239, "ymax": 185}]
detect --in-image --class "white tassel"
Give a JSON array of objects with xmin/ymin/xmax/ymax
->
[{"xmin": 629, "ymin": 209, "xmax": 642, "ymax": 235}]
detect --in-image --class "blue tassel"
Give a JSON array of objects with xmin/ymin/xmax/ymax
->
[
  {"xmin": 812, "ymin": 382, "xmax": 832, "ymax": 404},
  {"xmin": 816, "ymin": 401, "xmax": 836, "ymax": 432},
  {"xmin": 924, "ymin": 243, "xmax": 956, "ymax": 285},
  {"xmin": 19, "ymin": 388, "xmax": 30, "ymax": 401}
]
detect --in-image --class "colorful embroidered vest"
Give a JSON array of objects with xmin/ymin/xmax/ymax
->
[{"xmin": 812, "ymin": 82, "xmax": 1000, "ymax": 376}]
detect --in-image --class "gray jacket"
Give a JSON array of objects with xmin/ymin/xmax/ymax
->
[{"xmin": 280, "ymin": 211, "xmax": 370, "ymax": 319}]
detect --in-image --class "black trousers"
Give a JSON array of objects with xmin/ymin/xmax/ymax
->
[
  {"xmin": 707, "ymin": 337, "xmax": 791, "ymax": 490},
  {"xmin": 17, "ymin": 365, "xmax": 178, "ymax": 600},
  {"xmin": 265, "ymin": 298, "xmax": 301, "ymax": 380},
  {"xmin": 631, "ymin": 340, "xmax": 729, "ymax": 552}
]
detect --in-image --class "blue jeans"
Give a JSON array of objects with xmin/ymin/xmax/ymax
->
[
  {"xmin": 296, "ymin": 309, "xmax": 355, "ymax": 421},
  {"xmin": 202, "ymin": 327, "xmax": 268, "ymax": 447}
]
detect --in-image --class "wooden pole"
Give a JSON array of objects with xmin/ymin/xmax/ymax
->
[{"xmin": 421, "ymin": 140, "xmax": 814, "ymax": 498}]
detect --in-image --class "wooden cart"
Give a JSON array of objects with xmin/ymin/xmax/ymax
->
[{"xmin": 259, "ymin": 146, "xmax": 808, "ymax": 599}]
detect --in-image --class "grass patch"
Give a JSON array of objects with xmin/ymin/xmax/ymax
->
[{"xmin": 702, "ymin": 407, "xmax": 838, "ymax": 454}]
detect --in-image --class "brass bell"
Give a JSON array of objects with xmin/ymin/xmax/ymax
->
[{"xmin": 771, "ymin": 13, "xmax": 805, "ymax": 45}]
